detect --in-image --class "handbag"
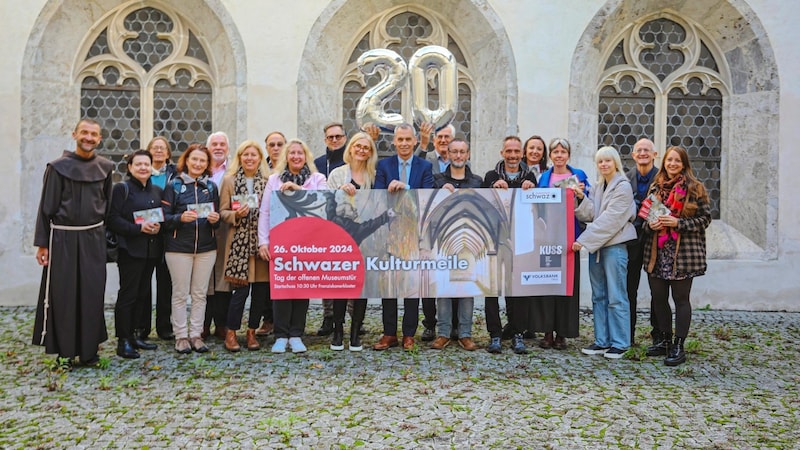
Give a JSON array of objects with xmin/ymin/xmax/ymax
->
[
  {"xmin": 106, "ymin": 229, "xmax": 119, "ymax": 263},
  {"xmin": 106, "ymin": 181, "xmax": 129, "ymax": 263}
]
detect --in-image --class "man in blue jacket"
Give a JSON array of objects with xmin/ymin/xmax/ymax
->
[{"xmin": 372, "ymin": 123, "xmax": 434, "ymax": 351}]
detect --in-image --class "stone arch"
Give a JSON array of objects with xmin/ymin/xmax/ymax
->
[
  {"xmin": 20, "ymin": 0, "xmax": 247, "ymax": 247},
  {"xmin": 297, "ymin": 0, "xmax": 517, "ymax": 172},
  {"xmin": 569, "ymin": 0, "xmax": 778, "ymax": 259}
]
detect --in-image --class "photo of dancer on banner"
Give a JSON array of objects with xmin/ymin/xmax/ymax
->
[{"xmin": 268, "ymin": 188, "xmax": 574, "ymax": 299}]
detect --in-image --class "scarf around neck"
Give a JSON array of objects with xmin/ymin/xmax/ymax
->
[
  {"xmin": 224, "ymin": 168, "xmax": 265, "ymax": 287},
  {"xmin": 280, "ymin": 164, "xmax": 311, "ymax": 186},
  {"xmin": 655, "ymin": 174, "xmax": 686, "ymax": 248}
]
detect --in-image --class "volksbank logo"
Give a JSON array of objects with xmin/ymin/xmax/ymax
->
[
  {"xmin": 521, "ymin": 188, "xmax": 561, "ymax": 203},
  {"xmin": 539, "ymin": 244, "xmax": 562, "ymax": 267},
  {"xmin": 521, "ymin": 271, "xmax": 561, "ymax": 285}
]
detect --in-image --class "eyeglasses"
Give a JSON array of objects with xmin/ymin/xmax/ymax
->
[
  {"xmin": 326, "ymin": 134, "xmax": 345, "ymax": 141},
  {"xmin": 150, "ymin": 146, "xmax": 166, "ymax": 151},
  {"xmin": 267, "ymin": 142, "xmax": 285, "ymax": 148},
  {"xmin": 632, "ymin": 148, "xmax": 653, "ymax": 154},
  {"xmin": 353, "ymin": 144, "xmax": 372, "ymax": 152},
  {"xmin": 447, "ymin": 150, "xmax": 468, "ymax": 155}
]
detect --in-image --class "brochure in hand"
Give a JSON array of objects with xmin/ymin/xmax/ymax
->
[{"xmin": 188, "ymin": 202, "xmax": 215, "ymax": 218}]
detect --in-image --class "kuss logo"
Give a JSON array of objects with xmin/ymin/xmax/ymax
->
[{"xmin": 539, "ymin": 245, "xmax": 562, "ymax": 267}]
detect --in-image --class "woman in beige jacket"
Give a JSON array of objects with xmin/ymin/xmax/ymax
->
[{"xmin": 219, "ymin": 140, "xmax": 271, "ymax": 352}]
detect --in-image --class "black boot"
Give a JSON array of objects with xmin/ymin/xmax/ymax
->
[
  {"xmin": 349, "ymin": 320, "xmax": 363, "ymax": 352},
  {"xmin": 664, "ymin": 336, "xmax": 686, "ymax": 366},
  {"xmin": 512, "ymin": 333, "xmax": 529, "ymax": 354},
  {"xmin": 330, "ymin": 321, "xmax": 344, "ymax": 351},
  {"xmin": 117, "ymin": 339, "xmax": 140, "ymax": 359},
  {"xmin": 132, "ymin": 330, "xmax": 157, "ymax": 350},
  {"xmin": 646, "ymin": 331, "xmax": 671, "ymax": 357},
  {"xmin": 317, "ymin": 317, "xmax": 334, "ymax": 336}
]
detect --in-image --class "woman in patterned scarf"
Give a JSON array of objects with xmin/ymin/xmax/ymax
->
[
  {"xmin": 643, "ymin": 146, "xmax": 711, "ymax": 366},
  {"xmin": 257, "ymin": 139, "xmax": 328, "ymax": 353},
  {"xmin": 219, "ymin": 140, "xmax": 271, "ymax": 352}
]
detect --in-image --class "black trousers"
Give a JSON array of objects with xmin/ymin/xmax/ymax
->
[
  {"xmin": 115, "ymin": 250, "xmax": 158, "ymax": 340},
  {"xmin": 485, "ymin": 297, "xmax": 529, "ymax": 338},
  {"xmin": 333, "ymin": 299, "xmax": 367, "ymax": 329},
  {"xmin": 381, "ymin": 298, "xmax": 419, "ymax": 337},
  {"xmin": 649, "ymin": 276, "xmax": 694, "ymax": 338},
  {"xmin": 273, "ymin": 299, "xmax": 309, "ymax": 338},
  {"xmin": 421, "ymin": 297, "xmax": 437, "ymax": 330},
  {"xmin": 627, "ymin": 229, "xmax": 657, "ymax": 339},
  {"xmin": 226, "ymin": 282, "xmax": 268, "ymax": 330},
  {"xmin": 146, "ymin": 257, "xmax": 173, "ymax": 336},
  {"xmin": 205, "ymin": 291, "xmax": 231, "ymax": 329}
]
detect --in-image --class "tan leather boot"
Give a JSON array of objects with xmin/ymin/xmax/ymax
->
[
  {"xmin": 224, "ymin": 329, "xmax": 240, "ymax": 352},
  {"xmin": 246, "ymin": 328, "xmax": 261, "ymax": 351}
]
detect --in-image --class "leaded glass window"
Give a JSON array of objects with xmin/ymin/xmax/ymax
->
[
  {"xmin": 598, "ymin": 16, "xmax": 727, "ymax": 218},
  {"xmin": 76, "ymin": 6, "xmax": 213, "ymax": 181},
  {"xmin": 342, "ymin": 10, "xmax": 473, "ymax": 158}
]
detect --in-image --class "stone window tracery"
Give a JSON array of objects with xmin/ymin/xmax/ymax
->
[
  {"xmin": 597, "ymin": 16, "xmax": 727, "ymax": 218},
  {"xmin": 341, "ymin": 10, "xmax": 473, "ymax": 157},
  {"xmin": 76, "ymin": 5, "xmax": 213, "ymax": 180}
]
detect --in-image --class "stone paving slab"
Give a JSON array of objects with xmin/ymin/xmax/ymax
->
[{"xmin": 0, "ymin": 305, "xmax": 798, "ymax": 448}]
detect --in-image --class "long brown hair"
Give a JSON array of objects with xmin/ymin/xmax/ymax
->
[{"xmin": 654, "ymin": 146, "xmax": 709, "ymax": 217}]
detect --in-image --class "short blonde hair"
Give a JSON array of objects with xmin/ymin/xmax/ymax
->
[{"xmin": 594, "ymin": 146, "xmax": 625, "ymax": 183}]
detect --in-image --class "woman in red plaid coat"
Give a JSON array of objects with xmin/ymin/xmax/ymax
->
[{"xmin": 642, "ymin": 146, "xmax": 711, "ymax": 366}]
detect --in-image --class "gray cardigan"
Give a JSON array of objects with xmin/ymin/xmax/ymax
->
[{"xmin": 574, "ymin": 172, "xmax": 637, "ymax": 254}]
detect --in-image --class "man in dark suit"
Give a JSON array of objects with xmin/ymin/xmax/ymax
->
[
  {"xmin": 627, "ymin": 138, "xmax": 660, "ymax": 349},
  {"xmin": 373, "ymin": 123, "xmax": 434, "ymax": 351}
]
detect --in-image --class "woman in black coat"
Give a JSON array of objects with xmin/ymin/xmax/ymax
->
[{"xmin": 108, "ymin": 150, "xmax": 164, "ymax": 359}]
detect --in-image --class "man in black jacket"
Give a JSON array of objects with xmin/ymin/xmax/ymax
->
[{"xmin": 482, "ymin": 136, "xmax": 537, "ymax": 354}]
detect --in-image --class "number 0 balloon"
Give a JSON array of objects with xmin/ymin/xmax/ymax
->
[{"xmin": 408, "ymin": 45, "xmax": 458, "ymax": 132}]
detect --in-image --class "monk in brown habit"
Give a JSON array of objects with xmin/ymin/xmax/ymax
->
[{"xmin": 32, "ymin": 118, "xmax": 114, "ymax": 365}]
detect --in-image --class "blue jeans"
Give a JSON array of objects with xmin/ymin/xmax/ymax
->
[
  {"xmin": 436, "ymin": 297, "xmax": 473, "ymax": 338},
  {"xmin": 588, "ymin": 244, "xmax": 631, "ymax": 350}
]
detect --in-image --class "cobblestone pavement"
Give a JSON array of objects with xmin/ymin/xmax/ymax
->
[{"xmin": 0, "ymin": 304, "xmax": 798, "ymax": 449}]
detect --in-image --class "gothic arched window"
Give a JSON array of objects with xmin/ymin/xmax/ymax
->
[
  {"xmin": 75, "ymin": 5, "xmax": 213, "ymax": 180},
  {"xmin": 598, "ymin": 16, "xmax": 727, "ymax": 218},
  {"xmin": 341, "ymin": 10, "xmax": 474, "ymax": 157}
]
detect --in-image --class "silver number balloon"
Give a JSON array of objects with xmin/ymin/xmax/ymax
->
[
  {"xmin": 356, "ymin": 49, "xmax": 408, "ymax": 133},
  {"xmin": 408, "ymin": 45, "xmax": 458, "ymax": 131}
]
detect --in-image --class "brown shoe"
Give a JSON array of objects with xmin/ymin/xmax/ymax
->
[
  {"xmin": 246, "ymin": 328, "xmax": 261, "ymax": 351},
  {"xmin": 553, "ymin": 334, "xmax": 567, "ymax": 350},
  {"xmin": 190, "ymin": 337, "xmax": 208, "ymax": 353},
  {"xmin": 201, "ymin": 326, "xmax": 211, "ymax": 340},
  {"xmin": 430, "ymin": 336, "xmax": 450, "ymax": 350},
  {"xmin": 214, "ymin": 326, "xmax": 227, "ymax": 340},
  {"xmin": 373, "ymin": 335, "xmax": 399, "ymax": 351},
  {"xmin": 458, "ymin": 337, "xmax": 478, "ymax": 351},
  {"xmin": 224, "ymin": 329, "xmax": 240, "ymax": 352},
  {"xmin": 402, "ymin": 336, "xmax": 415, "ymax": 351},
  {"xmin": 255, "ymin": 321, "xmax": 273, "ymax": 336},
  {"xmin": 539, "ymin": 331, "xmax": 554, "ymax": 349},
  {"xmin": 175, "ymin": 338, "xmax": 191, "ymax": 354}
]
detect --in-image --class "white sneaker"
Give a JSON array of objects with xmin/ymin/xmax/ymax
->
[
  {"xmin": 271, "ymin": 338, "xmax": 288, "ymax": 353},
  {"xmin": 289, "ymin": 337, "xmax": 307, "ymax": 353}
]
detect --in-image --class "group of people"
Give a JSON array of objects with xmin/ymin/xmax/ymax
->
[{"xmin": 32, "ymin": 118, "xmax": 709, "ymax": 367}]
